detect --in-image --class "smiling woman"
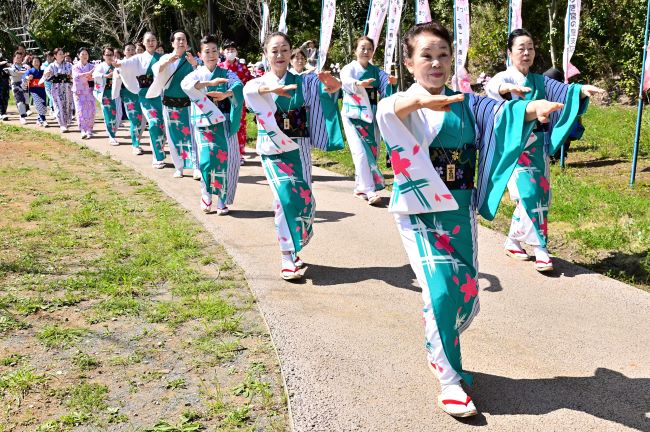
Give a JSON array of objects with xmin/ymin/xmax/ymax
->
[{"xmin": 376, "ymin": 21, "xmax": 566, "ymax": 418}]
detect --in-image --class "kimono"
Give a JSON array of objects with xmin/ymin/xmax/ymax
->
[
  {"xmin": 376, "ymin": 83, "xmax": 536, "ymax": 385},
  {"xmin": 43, "ymin": 61, "xmax": 73, "ymax": 128},
  {"xmin": 72, "ymin": 62, "xmax": 97, "ymax": 135},
  {"xmin": 24, "ymin": 68, "xmax": 47, "ymax": 122},
  {"xmin": 42, "ymin": 60, "xmax": 54, "ymax": 112},
  {"xmin": 218, "ymin": 59, "xmax": 253, "ymax": 155},
  {"xmin": 116, "ymin": 51, "xmax": 166, "ymax": 164},
  {"xmin": 113, "ymin": 69, "xmax": 145, "ymax": 149},
  {"xmin": 181, "ymin": 66, "xmax": 243, "ymax": 207},
  {"xmin": 340, "ymin": 60, "xmax": 395, "ymax": 196},
  {"xmin": 485, "ymin": 67, "xmax": 587, "ymax": 249},
  {"xmin": 147, "ymin": 54, "xmax": 196, "ymax": 171},
  {"xmin": 244, "ymin": 71, "xmax": 344, "ymax": 253},
  {"xmin": 0, "ymin": 59, "xmax": 9, "ymax": 116},
  {"xmin": 93, "ymin": 62, "xmax": 122, "ymax": 140},
  {"xmin": 8, "ymin": 63, "xmax": 28, "ymax": 118}
]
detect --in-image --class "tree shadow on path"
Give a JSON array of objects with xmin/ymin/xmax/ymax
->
[
  {"xmin": 229, "ymin": 209, "xmax": 354, "ymax": 224},
  {"xmin": 470, "ymin": 368, "xmax": 650, "ymax": 431}
]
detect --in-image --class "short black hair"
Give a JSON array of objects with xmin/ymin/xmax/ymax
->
[
  {"xmin": 170, "ymin": 29, "xmax": 189, "ymax": 44},
  {"xmin": 77, "ymin": 47, "xmax": 89, "ymax": 56},
  {"xmin": 507, "ymin": 28, "xmax": 534, "ymax": 51},
  {"xmin": 200, "ymin": 34, "xmax": 219, "ymax": 48},
  {"xmin": 222, "ymin": 39, "xmax": 237, "ymax": 49},
  {"xmin": 263, "ymin": 32, "xmax": 291, "ymax": 52},
  {"xmin": 402, "ymin": 21, "xmax": 451, "ymax": 60}
]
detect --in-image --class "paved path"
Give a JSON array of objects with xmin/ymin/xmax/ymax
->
[{"xmin": 10, "ymin": 114, "xmax": 650, "ymax": 432}]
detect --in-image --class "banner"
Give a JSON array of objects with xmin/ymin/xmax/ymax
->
[
  {"xmin": 383, "ymin": 0, "xmax": 404, "ymax": 72},
  {"xmin": 509, "ymin": 0, "xmax": 522, "ymax": 32},
  {"xmin": 452, "ymin": 0, "xmax": 472, "ymax": 93},
  {"xmin": 644, "ymin": 36, "xmax": 650, "ymax": 91},
  {"xmin": 415, "ymin": 0, "xmax": 431, "ymax": 24},
  {"xmin": 562, "ymin": 0, "xmax": 581, "ymax": 82},
  {"xmin": 278, "ymin": 0, "xmax": 288, "ymax": 34},
  {"xmin": 318, "ymin": 0, "xmax": 336, "ymax": 70},
  {"xmin": 367, "ymin": 0, "xmax": 390, "ymax": 49},
  {"xmin": 260, "ymin": 0, "xmax": 270, "ymax": 45}
]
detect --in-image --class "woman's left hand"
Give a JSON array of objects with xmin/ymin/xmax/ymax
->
[
  {"xmin": 318, "ymin": 71, "xmax": 341, "ymax": 93},
  {"xmin": 186, "ymin": 52, "xmax": 198, "ymax": 67},
  {"xmin": 534, "ymin": 100, "xmax": 564, "ymax": 123},
  {"xmin": 388, "ymin": 75, "xmax": 398, "ymax": 85},
  {"xmin": 206, "ymin": 91, "xmax": 230, "ymax": 101},
  {"xmin": 580, "ymin": 84, "xmax": 605, "ymax": 98}
]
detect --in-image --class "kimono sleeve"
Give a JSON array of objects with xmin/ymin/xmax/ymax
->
[
  {"xmin": 226, "ymin": 70, "xmax": 244, "ymax": 135},
  {"xmin": 339, "ymin": 63, "xmax": 357, "ymax": 95},
  {"xmin": 473, "ymin": 94, "xmax": 536, "ymax": 220},
  {"xmin": 377, "ymin": 69, "xmax": 396, "ymax": 98},
  {"xmin": 302, "ymin": 72, "xmax": 344, "ymax": 151},
  {"xmin": 544, "ymin": 76, "xmax": 588, "ymax": 155}
]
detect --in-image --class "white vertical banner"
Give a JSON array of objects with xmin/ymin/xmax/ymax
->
[
  {"xmin": 452, "ymin": 0, "xmax": 472, "ymax": 93},
  {"xmin": 644, "ymin": 35, "xmax": 650, "ymax": 91},
  {"xmin": 510, "ymin": 0, "xmax": 522, "ymax": 32},
  {"xmin": 383, "ymin": 0, "xmax": 404, "ymax": 73},
  {"xmin": 318, "ymin": 0, "xmax": 336, "ymax": 70},
  {"xmin": 415, "ymin": 0, "xmax": 432, "ymax": 24},
  {"xmin": 278, "ymin": 0, "xmax": 289, "ymax": 34},
  {"xmin": 260, "ymin": 0, "xmax": 270, "ymax": 44},
  {"xmin": 367, "ymin": 0, "xmax": 390, "ymax": 49},
  {"xmin": 563, "ymin": 0, "xmax": 581, "ymax": 82}
]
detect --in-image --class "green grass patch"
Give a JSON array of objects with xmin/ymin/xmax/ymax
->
[
  {"xmin": 36, "ymin": 325, "xmax": 88, "ymax": 348},
  {"xmin": 0, "ymin": 366, "xmax": 48, "ymax": 405}
]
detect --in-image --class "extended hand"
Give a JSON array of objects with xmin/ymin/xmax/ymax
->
[
  {"xmin": 500, "ymin": 83, "xmax": 531, "ymax": 98},
  {"xmin": 207, "ymin": 77, "xmax": 228, "ymax": 87},
  {"xmin": 581, "ymin": 84, "xmax": 605, "ymax": 98},
  {"xmin": 356, "ymin": 78, "xmax": 376, "ymax": 88},
  {"xmin": 318, "ymin": 71, "xmax": 341, "ymax": 93},
  {"xmin": 270, "ymin": 84, "xmax": 298, "ymax": 98},
  {"xmin": 206, "ymin": 90, "xmax": 230, "ymax": 101},
  {"xmin": 420, "ymin": 93, "xmax": 465, "ymax": 112},
  {"xmin": 534, "ymin": 100, "xmax": 564, "ymax": 123},
  {"xmin": 388, "ymin": 75, "xmax": 398, "ymax": 85},
  {"xmin": 185, "ymin": 52, "xmax": 198, "ymax": 67}
]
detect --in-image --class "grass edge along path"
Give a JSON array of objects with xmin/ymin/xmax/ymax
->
[{"xmin": 0, "ymin": 123, "xmax": 289, "ymax": 431}]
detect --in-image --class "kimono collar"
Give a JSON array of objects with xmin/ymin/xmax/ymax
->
[
  {"xmin": 506, "ymin": 65, "xmax": 528, "ymax": 85},
  {"xmin": 406, "ymin": 82, "xmax": 447, "ymax": 96},
  {"xmin": 262, "ymin": 70, "xmax": 289, "ymax": 86}
]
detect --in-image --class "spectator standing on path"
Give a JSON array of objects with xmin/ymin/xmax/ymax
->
[{"xmin": 218, "ymin": 40, "xmax": 253, "ymax": 165}]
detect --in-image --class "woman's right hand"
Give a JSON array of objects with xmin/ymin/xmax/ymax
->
[
  {"xmin": 269, "ymin": 84, "xmax": 298, "ymax": 98},
  {"xmin": 419, "ymin": 93, "xmax": 465, "ymax": 112},
  {"xmin": 356, "ymin": 78, "xmax": 375, "ymax": 88},
  {"xmin": 499, "ymin": 83, "xmax": 531, "ymax": 98}
]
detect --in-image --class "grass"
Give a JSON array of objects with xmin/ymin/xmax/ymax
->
[
  {"xmin": 0, "ymin": 123, "xmax": 288, "ymax": 430},
  {"xmin": 263, "ymin": 104, "xmax": 650, "ymax": 289}
]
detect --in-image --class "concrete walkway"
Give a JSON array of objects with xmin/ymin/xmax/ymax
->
[{"xmin": 10, "ymin": 114, "xmax": 650, "ymax": 432}]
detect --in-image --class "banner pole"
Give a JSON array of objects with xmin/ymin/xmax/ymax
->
[
  {"xmin": 364, "ymin": 1, "xmax": 373, "ymax": 35},
  {"xmin": 631, "ymin": 0, "xmax": 650, "ymax": 187}
]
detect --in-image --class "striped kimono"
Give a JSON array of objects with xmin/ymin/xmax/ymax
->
[
  {"xmin": 43, "ymin": 61, "xmax": 73, "ymax": 129},
  {"xmin": 485, "ymin": 67, "xmax": 587, "ymax": 249},
  {"xmin": 115, "ymin": 51, "xmax": 167, "ymax": 164},
  {"xmin": 244, "ymin": 71, "xmax": 344, "ymax": 253},
  {"xmin": 340, "ymin": 60, "xmax": 395, "ymax": 195},
  {"xmin": 147, "ymin": 54, "xmax": 196, "ymax": 171},
  {"xmin": 93, "ymin": 62, "xmax": 122, "ymax": 140},
  {"xmin": 376, "ymin": 83, "xmax": 536, "ymax": 385},
  {"xmin": 181, "ymin": 65, "xmax": 243, "ymax": 207}
]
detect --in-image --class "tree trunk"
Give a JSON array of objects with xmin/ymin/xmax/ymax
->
[{"xmin": 547, "ymin": 0, "xmax": 558, "ymax": 69}]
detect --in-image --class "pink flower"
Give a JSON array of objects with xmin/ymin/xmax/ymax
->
[
  {"xmin": 539, "ymin": 176, "xmax": 550, "ymax": 194},
  {"xmin": 203, "ymin": 131, "xmax": 214, "ymax": 142},
  {"xmin": 277, "ymin": 161, "xmax": 295, "ymax": 176},
  {"xmin": 181, "ymin": 126, "xmax": 191, "ymax": 136},
  {"xmin": 413, "ymin": 144, "xmax": 420, "ymax": 155},
  {"xmin": 170, "ymin": 110, "xmax": 180, "ymax": 120},
  {"xmin": 149, "ymin": 109, "xmax": 158, "ymax": 118},
  {"xmin": 210, "ymin": 178, "xmax": 222, "ymax": 189},
  {"xmin": 102, "ymin": 97, "xmax": 110, "ymax": 105},
  {"xmin": 390, "ymin": 150, "xmax": 411, "ymax": 177},
  {"xmin": 434, "ymin": 233, "xmax": 454, "ymax": 253},
  {"xmin": 518, "ymin": 151, "xmax": 531, "ymax": 166},
  {"xmin": 299, "ymin": 187, "xmax": 312, "ymax": 205},
  {"xmin": 460, "ymin": 273, "xmax": 478, "ymax": 303},
  {"xmin": 180, "ymin": 150, "xmax": 189, "ymax": 160},
  {"xmin": 216, "ymin": 149, "xmax": 228, "ymax": 163},
  {"xmin": 136, "ymin": 114, "xmax": 143, "ymax": 122},
  {"xmin": 127, "ymin": 102, "xmax": 135, "ymax": 110}
]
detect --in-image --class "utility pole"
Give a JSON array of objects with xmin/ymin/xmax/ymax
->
[{"xmin": 208, "ymin": 0, "xmax": 215, "ymax": 34}]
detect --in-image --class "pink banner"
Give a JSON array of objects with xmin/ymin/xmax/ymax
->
[
  {"xmin": 563, "ymin": 0, "xmax": 581, "ymax": 82},
  {"xmin": 383, "ymin": 0, "xmax": 404, "ymax": 72},
  {"xmin": 367, "ymin": 0, "xmax": 390, "ymax": 49},
  {"xmin": 643, "ymin": 37, "xmax": 650, "ymax": 91},
  {"xmin": 318, "ymin": 0, "xmax": 336, "ymax": 70},
  {"xmin": 510, "ymin": 0, "xmax": 522, "ymax": 31},
  {"xmin": 452, "ymin": 0, "xmax": 472, "ymax": 93},
  {"xmin": 415, "ymin": 0, "xmax": 431, "ymax": 24}
]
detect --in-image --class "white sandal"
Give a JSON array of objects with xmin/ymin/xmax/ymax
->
[{"xmin": 437, "ymin": 384, "xmax": 478, "ymax": 418}]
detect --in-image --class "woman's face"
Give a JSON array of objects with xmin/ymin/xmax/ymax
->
[
  {"xmin": 355, "ymin": 40, "xmax": 374, "ymax": 65},
  {"xmin": 200, "ymin": 42, "xmax": 219, "ymax": 68},
  {"xmin": 78, "ymin": 50, "xmax": 89, "ymax": 63},
  {"xmin": 103, "ymin": 50, "xmax": 114, "ymax": 63},
  {"xmin": 404, "ymin": 32, "xmax": 452, "ymax": 94},
  {"xmin": 32, "ymin": 58, "xmax": 41, "ymax": 69},
  {"xmin": 124, "ymin": 45, "xmax": 135, "ymax": 58},
  {"xmin": 509, "ymin": 35, "xmax": 535, "ymax": 74},
  {"xmin": 155, "ymin": 47, "xmax": 165, "ymax": 55},
  {"xmin": 136, "ymin": 45, "xmax": 145, "ymax": 54},
  {"xmin": 291, "ymin": 53, "xmax": 305, "ymax": 71},
  {"xmin": 144, "ymin": 34, "xmax": 157, "ymax": 52},
  {"xmin": 54, "ymin": 51, "xmax": 64, "ymax": 63},
  {"xmin": 171, "ymin": 32, "xmax": 187, "ymax": 54},
  {"xmin": 265, "ymin": 35, "xmax": 291, "ymax": 74}
]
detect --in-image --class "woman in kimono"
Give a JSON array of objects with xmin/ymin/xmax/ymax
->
[
  {"xmin": 93, "ymin": 47, "xmax": 122, "ymax": 146},
  {"xmin": 376, "ymin": 22, "xmax": 564, "ymax": 417},
  {"xmin": 8, "ymin": 52, "xmax": 28, "ymax": 124},
  {"xmin": 340, "ymin": 36, "xmax": 397, "ymax": 205},
  {"xmin": 0, "ymin": 52, "xmax": 9, "ymax": 121},
  {"xmin": 72, "ymin": 48, "xmax": 96, "ymax": 139},
  {"xmin": 288, "ymin": 49, "xmax": 309, "ymax": 75},
  {"xmin": 484, "ymin": 29, "xmax": 604, "ymax": 272},
  {"xmin": 181, "ymin": 34, "xmax": 243, "ymax": 215},
  {"xmin": 42, "ymin": 51, "xmax": 55, "ymax": 118},
  {"xmin": 24, "ymin": 56, "xmax": 48, "ymax": 126},
  {"xmin": 114, "ymin": 42, "xmax": 146, "ymax": 155},
  {"xmin": 43, "ymin": 48, "xmax": 73, "ymax": 132},
  {"xmin": 147, "ymin": 30, "xmax": 200, "ymax": 179},
  {"xmin": 113, "ymin": 32, "xmax": 167, "ymax": 168},
  {"xmin": 244, "ymin": 31, "xmax": 344, "ymax": 280}
]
